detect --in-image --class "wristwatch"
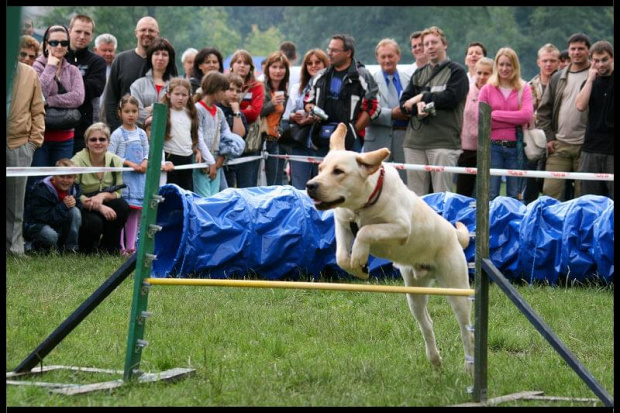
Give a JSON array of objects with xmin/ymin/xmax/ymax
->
[{"xmin": 233, "ymin": 112, "xmax": 242, "ymax": 118}]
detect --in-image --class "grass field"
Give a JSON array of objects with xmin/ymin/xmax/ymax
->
[{"xmin": 6, "ymin": 252, "xmax": 614, "ymax": 407}]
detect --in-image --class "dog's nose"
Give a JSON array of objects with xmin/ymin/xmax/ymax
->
[{"xmin": 306, "ymin": 181, "xmax": 318, "ymax": 195}]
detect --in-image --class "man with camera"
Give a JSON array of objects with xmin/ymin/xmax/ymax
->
[
  {"xmin": 400, "ymin": 26, "xmax": 469, "ymax": 195},
  {"xmin": 305, "ymin": 34, "xmax": 380, "ymax": 153}
]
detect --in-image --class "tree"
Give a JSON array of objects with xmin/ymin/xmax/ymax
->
[{"xmin": 243, "ymin": 24, "xmax": 284, "ymax": 57}]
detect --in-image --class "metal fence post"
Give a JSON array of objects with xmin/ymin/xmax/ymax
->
[
  {"xmin": 123, "ymin": 103, "xmax": 167, "ymax": 381},
  {"xmin": 472, "ymin": 102, "xmax": 491, "ymax": 402}
]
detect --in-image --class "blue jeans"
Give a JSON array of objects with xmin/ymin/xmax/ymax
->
[
  {"xmin": 490, "ymin": 144, "xmax": 520, "ymax": 200},
  {"xmin": 265, "ymin": 139, "xmax": 286, "ymax": 186},
  {"xmin": 29, "ymin": 207, "xmax": 81, "ymax": 251},
  {"xmin": 290, "ymin": 145, "xmax": 320, "ymax": 190},
  {"xmin": 224, "ymin": 152, "xmax": 260, "ymax": 188}
]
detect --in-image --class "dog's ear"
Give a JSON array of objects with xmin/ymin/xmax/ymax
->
[
  {"xmin": 356, "ymin": 148, "xmax": 390, "ymax": 175},
  {"xmin": 329, "ymin": 123, "xmax": 348, "ymax": 151}
]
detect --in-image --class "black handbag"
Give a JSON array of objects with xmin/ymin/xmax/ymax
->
[
  {"xmin": 310, "ymin": 122, "xmax": 340, "ymax": 149},
  {"xmin": 44, "ymin": 79, "xmax": 82, "ymax": 131},
  {"xmin": 44, "ymin": 107, "xmax": 82, "ymax": 130},
  {"xmin": 279, "ymin": 122, "xmax": 312, "ymax": 147}
]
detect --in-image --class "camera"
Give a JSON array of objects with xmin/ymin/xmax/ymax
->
[
  {"xmin": 310, "ymin": 106, "xmax": 329, "ymax": 121},
  {"xmin": 421, "ymin": 101, "xmax": 436, "ymax": 116}
]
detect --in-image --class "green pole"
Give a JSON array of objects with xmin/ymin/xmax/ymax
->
[
  {"xmin": 472, "ymin": 102, "xmax": 491, "ymax": 402},
  {"xmin": 123, "ymin": 103, "xmax": 168, "ymax": 381},
  {"xmin": 6, "ymin": 7, "xmax": 22, "ymax": 116}
]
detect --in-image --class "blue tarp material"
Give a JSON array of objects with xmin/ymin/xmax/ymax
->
[{"xmin": 151, "ymin": 185, "xmax": 614, "ymax": 285}]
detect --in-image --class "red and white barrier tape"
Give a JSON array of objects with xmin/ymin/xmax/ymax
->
[
  {"xmin": 6, "ymin": 152, "xmax": 613, "ymax": 182},
  {"xmin": 5, "ymin": 155, "xmax": 263, "ymax": 177},
  {"xmin": 267, "ymin": 154, "xmax": 614, "ymax": 182}
]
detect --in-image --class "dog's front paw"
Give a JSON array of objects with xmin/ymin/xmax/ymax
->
[
  {"xmin": 348, "ymin": 267, "xmax": 369, "ymax": 280},
  {"xmin": 350, "ymin": 242, "xmax": 370, "ymax": 272}
]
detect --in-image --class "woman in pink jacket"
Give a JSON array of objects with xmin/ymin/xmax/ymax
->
[
  {"xmin": 31, "ymin": 25, "xmax": 85, "ymax": 184},
  {"xmin": 479, "ymin": 47, "xmax": 533, "ymax": 200}
]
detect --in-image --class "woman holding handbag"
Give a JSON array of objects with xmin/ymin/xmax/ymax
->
[
  {"xmin": 282, "ymin": 49, "xmax": 329, "ymax": 189},
  {"xmin": 30, "ymin": 24, "xmax": 85, "ymax": 192},
  {"xmin": 479, "ymin": 47, "xmax": 533, "ymax": 201}
]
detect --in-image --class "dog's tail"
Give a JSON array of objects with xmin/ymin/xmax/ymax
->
[{"xmin": 455, "ymin": 222, "xmax": 470, "ymax": 249}]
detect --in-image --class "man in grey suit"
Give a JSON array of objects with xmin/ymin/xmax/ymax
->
[{"xmin": 364, "ymin": 38, "xmax": 411, "ymax": 183}]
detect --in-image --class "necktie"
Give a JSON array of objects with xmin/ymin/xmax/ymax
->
[{"xmin": 387, "ymin": 75, "xmax": 399, "ymax": 106}]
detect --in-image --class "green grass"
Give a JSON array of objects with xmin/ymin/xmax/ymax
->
[{"xmin": 6, "ymin": 253, "xmax": 614, "ymax": 407}]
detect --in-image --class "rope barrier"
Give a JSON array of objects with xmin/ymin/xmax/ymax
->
[{"xmin": 8, "ymin": 152, "xmax": 612, "ymax": 182}]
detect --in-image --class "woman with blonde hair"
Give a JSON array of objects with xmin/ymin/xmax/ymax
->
[
  {"xmin": 478, "ymin": 47, "xmax": 534, "ymax": 200},
  {"xmin": 71, "ymin": 122, "xmax": 129, "ymax": 254}
]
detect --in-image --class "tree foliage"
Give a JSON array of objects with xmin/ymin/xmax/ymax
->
[{"xmin": 34, "ymin": 5, "xmax": 613, "ymax": 80}]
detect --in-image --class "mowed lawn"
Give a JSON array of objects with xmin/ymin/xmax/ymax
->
[{"xmin": 6, "ymin": 252, "xmax": 614, "ymax": 407}]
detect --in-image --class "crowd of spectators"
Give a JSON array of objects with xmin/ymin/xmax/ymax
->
[{"xmin": 7, "ymin": 14, "xmax": 614, "ymax": 258}]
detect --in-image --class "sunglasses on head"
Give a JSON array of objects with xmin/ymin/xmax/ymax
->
[
  {"xmin": 19, "ymin": 51, "xmax": 36, "ymax": 59},
  {"xmin": 88, "ymin": 137, "xmax": 107, "ymax": 143},
  {"xmin": 48, "ymin": 40, "xmax": 69, "ymax": 47}
]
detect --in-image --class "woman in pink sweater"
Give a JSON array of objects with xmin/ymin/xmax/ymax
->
[{"xmin": 479, "ymin": 47, "xmax": 533, "ymax": 200}]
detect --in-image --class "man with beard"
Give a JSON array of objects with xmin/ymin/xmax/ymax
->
[{"xmin": 102, "ymin": 16, "xmax": 159, "ymax": 130}]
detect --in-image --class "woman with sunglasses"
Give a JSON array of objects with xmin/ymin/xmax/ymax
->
[
  {"xmin": 71, "ymin": 122, "xmax": 129, "ymax": 255},
  {"xmin": 31, "ymin": 25, "xmax": 85, "ymax": 192},
  {"xmin": 17, "ymin": 35, "xmax": 40, "ymax": 66}
]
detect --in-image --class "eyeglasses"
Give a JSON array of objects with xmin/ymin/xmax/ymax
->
[
  {"xmin": 326, "ymin": 48, "xmax": 344, "ymax": 54},
  {"xmin": 19, "ymin": 51, "xmax": 36, "ymax": 60},
  {"xmin": 23, "ymin": 23, "xmax": 32, "ymax": 28},
  {"xmin": 48, "ymin": 40, "xmax": 69, "ymax": 47},
  {"xmin": 88, "ymin": 137, "xmax": 107, "ymax": 143}
]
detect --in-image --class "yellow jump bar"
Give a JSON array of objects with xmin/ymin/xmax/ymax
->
[{"xmin": 144, "ymin": 278, "xmax": 475, "ymax": 297}]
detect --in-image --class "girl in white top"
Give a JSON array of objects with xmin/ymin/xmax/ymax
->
[{"xmin": 160, "ymin": 77, "xmax": 214, "ymax": 192}]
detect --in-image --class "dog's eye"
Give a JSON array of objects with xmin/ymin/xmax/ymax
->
[{"xmin": 332, "ymin": 168, "xmax": 344, "ymax": 175}]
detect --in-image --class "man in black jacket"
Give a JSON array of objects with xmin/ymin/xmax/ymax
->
[
  {"xmin": 67, "ymin": 14, "xmax": 107, "ymax": 155},
  {"xmin": 305, "ymin": 34, "xmax": 380, "ymax": 153}
]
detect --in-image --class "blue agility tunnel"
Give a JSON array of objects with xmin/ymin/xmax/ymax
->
[{"xmin": 151, "ymin": 185, "xmax": 614, "ymax": 285}]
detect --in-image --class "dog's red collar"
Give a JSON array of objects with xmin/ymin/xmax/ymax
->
[{"xmin": 362, "ymin": 165, "xmax": 385, "ymax": 209}]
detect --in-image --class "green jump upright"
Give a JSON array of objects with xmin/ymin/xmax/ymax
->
[{"xmin": 123, "ymin": 103, "xmax": 168, "ymax": 381}]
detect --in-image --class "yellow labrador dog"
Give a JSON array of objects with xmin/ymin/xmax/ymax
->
[{"xmin": 306, "ymin": 123, "xmax": 474, "ymax": 374}]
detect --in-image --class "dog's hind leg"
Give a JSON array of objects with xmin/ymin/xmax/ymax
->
[
  {"xmin": 436, "ymin": 259, "xmax": 475, "ymax": 375},
  {"xmin": 446, "ymin": 294, "xmax": 475, "ymax": 375},
  {"xmin": 400, "ymin": 265, "xmax": 442, "ymax": 371}
]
